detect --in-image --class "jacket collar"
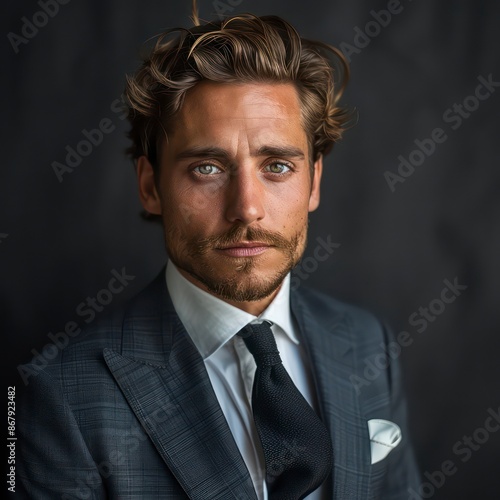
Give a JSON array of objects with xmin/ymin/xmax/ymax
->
[
  {"xmin": 291, "ymin": 285, "xmax": 371, "ymax": 499},
  {"xmin": 103, "ymin": 270, "xmax": 257, "ymax": 500}
]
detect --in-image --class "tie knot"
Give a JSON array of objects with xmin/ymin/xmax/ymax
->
[{"xmin": 237, "ymin": 321, "xmax": 282, "ymax": 367}]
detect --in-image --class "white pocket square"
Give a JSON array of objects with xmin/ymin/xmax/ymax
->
[{"xmin": 368, "ymin": 419, "xmax": 402, "ymax": 464}]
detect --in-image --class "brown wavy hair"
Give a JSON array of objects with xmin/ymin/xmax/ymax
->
[{"xmin": 125, "ymin": 8, "xmax": 351, "ymax": 170}]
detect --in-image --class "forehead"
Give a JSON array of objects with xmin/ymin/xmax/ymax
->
[
  {"xmin": 168, "ymin": 81, "xmax": 308, "ymax": 150},
  {"xmin": 181, "ymin": 81, "xmax": 302, "ymax": 116}
]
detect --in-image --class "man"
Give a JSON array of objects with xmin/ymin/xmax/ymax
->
[{"xmin": 18, "ymin": 10, "xmax": 420, "ymax": 499}]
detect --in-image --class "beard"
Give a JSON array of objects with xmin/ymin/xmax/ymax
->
[{"xmin": 164, "ymin": 222, "xmax": 307, "ymax": 302}]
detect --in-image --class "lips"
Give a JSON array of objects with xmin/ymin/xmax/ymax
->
[{"xmin": 216, "ymin": 241, "xmax": 272, "ymax": 257}]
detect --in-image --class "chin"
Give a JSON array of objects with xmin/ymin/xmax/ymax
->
[{"xmin": 200, "ymin": 266, "xmax": 290, "ymax": 303}]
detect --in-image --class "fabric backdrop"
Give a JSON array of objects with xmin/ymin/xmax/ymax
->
[{"xmin": 2, "ymin": 0, "xmax": 500, "ymax": 498}]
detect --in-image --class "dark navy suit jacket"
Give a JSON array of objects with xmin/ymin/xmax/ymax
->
[{"xmin": 18, "ymin": 269, "xmax": 420, "ymax": 499}]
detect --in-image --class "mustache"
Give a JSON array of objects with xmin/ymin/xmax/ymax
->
[{"xmin": 192, "ymin": 225, "xmax": 295, "ymax": 256}]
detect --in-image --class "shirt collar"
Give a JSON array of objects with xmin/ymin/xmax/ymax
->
[{"xmin": 165, "ymin": 260, "xmax": 298, "ymax": 359}]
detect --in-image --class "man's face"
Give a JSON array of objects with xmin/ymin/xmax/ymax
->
[{"xmin": 138, "ymin": 82, "xmax": 322, "ymax": 312}]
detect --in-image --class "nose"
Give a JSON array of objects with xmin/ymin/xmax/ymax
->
[{"xmin": 224, "ymin": 166, "xmax": 265, "ymax": 225}]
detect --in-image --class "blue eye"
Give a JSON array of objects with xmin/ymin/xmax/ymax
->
[
  {"xmin": 194, "ymin": 164, "xmax": 222, "ymax": 175},
  {"xmin": 266, "ymin": 163, "xmax": 291, "ymax": 174}
]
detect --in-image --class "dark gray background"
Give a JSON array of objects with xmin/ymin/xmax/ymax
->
[{"xmin": 3, "ymin": 0, "xmax": 500, "ymax": 498}]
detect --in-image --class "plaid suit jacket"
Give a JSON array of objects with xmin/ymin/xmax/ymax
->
[{"xmin": 17, "ymin": 269, "xmax": 420, "ymax": 499}]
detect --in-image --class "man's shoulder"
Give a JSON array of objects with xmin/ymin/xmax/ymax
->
[
  {"xmin": 18, "ymin": 270, "xmax": 169, "ymax": 386},
  {"xmin": 293, "ymin": 285, "xmax": 390, "ymax": 349},
  {"xmin": 294, "ymin": 285, "xmax": 401, "ymax": 400},
  {"xmin": 294, "ymin": 285, "xmax": 384, "ymax": 329},
  {"xmin": 17, "ymin": 303, "xmax": 127, "ymax": 387}
]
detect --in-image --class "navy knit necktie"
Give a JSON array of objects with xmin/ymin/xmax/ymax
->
[{"xmin": 237, "ymin": 321, "xmax": 333, "ymax": 499}]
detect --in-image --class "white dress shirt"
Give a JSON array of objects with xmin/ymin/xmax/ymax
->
[{"xmin": 166, "ymin": 260, "xmax": 325, "ymax": 499}]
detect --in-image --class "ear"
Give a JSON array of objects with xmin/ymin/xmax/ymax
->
[
  {"xmin": 308, "ymin": 155, "xmax": 323, "ymax": 212},
  {"xmin": 137, "ymin": 156, "xmax": 162, "ymax": 215}
]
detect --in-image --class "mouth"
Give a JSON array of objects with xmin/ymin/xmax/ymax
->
[{"xmin": 216, "ymin": 241, "xmax": 273, "ymax": 257}]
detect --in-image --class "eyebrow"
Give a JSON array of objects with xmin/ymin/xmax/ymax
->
[
  {"xmin": 175, "ymin": 145, "xmax": 306, "ymax": 161},
  {"xmin": 256, "ymin": 146, "xmax": 305, "ymax": 160}
]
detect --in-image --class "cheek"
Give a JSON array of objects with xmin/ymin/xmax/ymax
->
[
  {"xmin": 162, "ymin": 180, "xmax": 227, "ymax": 232},
  {"xmin": 270, "ymin": 186, "xmax": 311, "ymax": 228}
]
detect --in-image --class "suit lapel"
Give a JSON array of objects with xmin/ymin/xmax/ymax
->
[
  {"xmin": 104, "ymin": 271, "xmax": 257, "ymax": 500},
  {"xmin": 291, "ymin": 287, "xmax": 371, "ymax": 499}
]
